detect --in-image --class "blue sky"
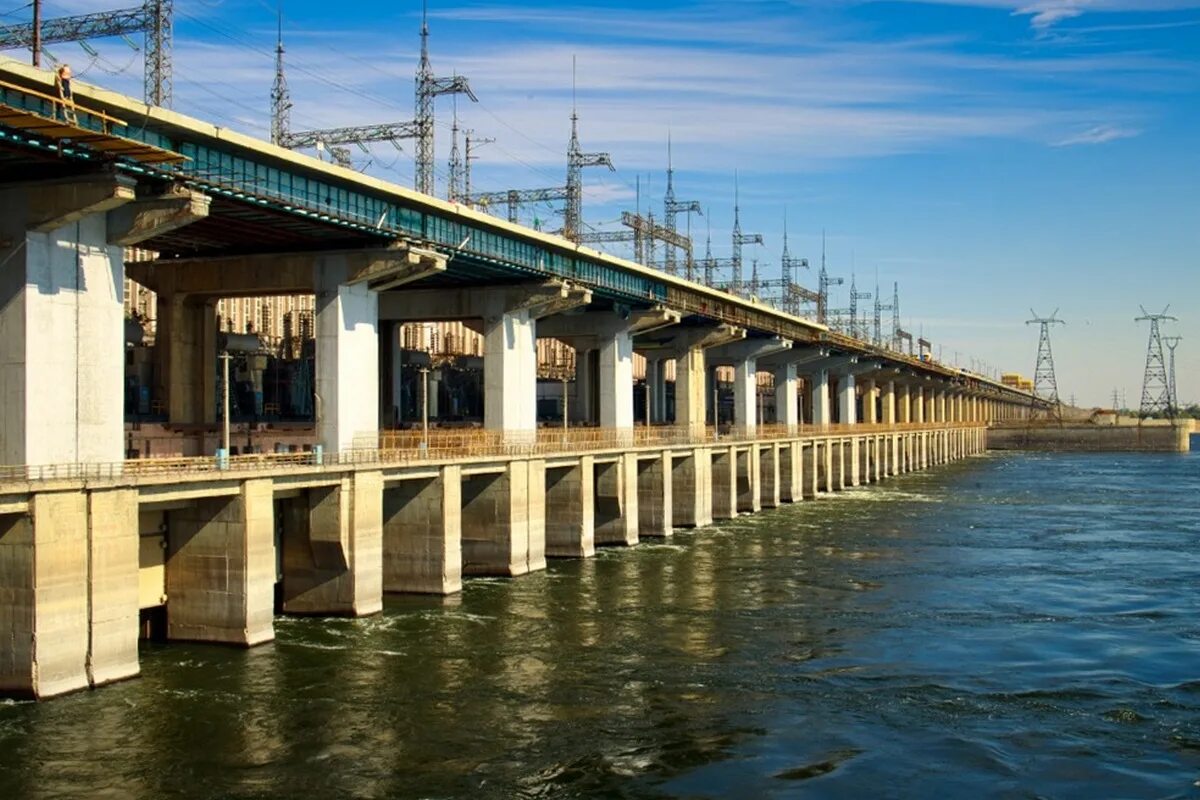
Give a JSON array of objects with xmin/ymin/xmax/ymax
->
[{"xmin": 22, "ymin": 0, "xmax": 1200, "ymax": 407}]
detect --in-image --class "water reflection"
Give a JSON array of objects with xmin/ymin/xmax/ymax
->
[{"xmin": 1, "ymin": 453, "xmax": 1198, "ymax": 798}]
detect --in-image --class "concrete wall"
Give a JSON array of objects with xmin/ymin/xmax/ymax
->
[{"xmin": 987, "ymin": 423, "xmax": 1193, "ymax": 453}]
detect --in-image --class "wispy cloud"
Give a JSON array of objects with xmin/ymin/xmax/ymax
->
[
  {"xmin": 873, "ymin": 0, "xmax": 1200, "ymax": 29},
  {"xmin": 1052, "ymin": 123, "xmax": 1141, "ymax": 145}
]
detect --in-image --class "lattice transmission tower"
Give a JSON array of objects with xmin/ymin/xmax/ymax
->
[
  {"xmin": 1026, "ymin": 308, "xmax": 1065, "ymax": 421},
  {"xmin": 414, "ymin": 2, "xmax": 476, "ymax": 195},
  {"xmin": 662, "ymin": 134, "xmax": 702, "ymax": 277},
  {"xmin": 0, "ymin": 0, "xmax": 173, "ymax": 106},
  {"xmin": 1136, "ymin": 306, "xmax": 1177, "ymax": 418},
  {"xmin": 816, "ymin": 231, "xmax": 843, "ymax": 325},
  {"xmin": 1164, "ymin": 334, "xmax": 1183, "ymax": 415}
]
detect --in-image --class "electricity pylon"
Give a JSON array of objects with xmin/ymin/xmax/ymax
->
[
  {"xmin": 414, "ymin": 3, "xmax": 476, "ymax": 196},
  {"xmin": 1136, "ymin": 306, "xmax": 1177, "ymax": 418},
  {"xmin": 0, "ymin": 0, "xmax": 173, "ymax": 106},
  {"xmin": 816, "ymin": 230, "xmax": 843, "ymax": 325},
  {"xmin": 1026, "ymin": 308, "xmax": 1065, "ymax": 421},
  {"xmin": 662, "ymin": 134, "xmax": 701, "ymax": 277},
  {"xmin": 1163, "ymin": 334, "xmax": 1182, "ymax": 415}
]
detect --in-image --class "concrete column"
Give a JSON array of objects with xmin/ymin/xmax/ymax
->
[
  {"xmin": 806, "ymin": 441, "xmax": 820, "ymax": 499},
  {"xmin": 166, "ymin": 479, "xmax": 275, "ymax": 646},
  {"xmin": 86, "ymin": 489, "xmax": 140, "ymax": 689},
  {"xmin": 774, "ymin": 363, "xmax": 800, "ymax": 430},
  {"xmin": 671, "ymin": 447, "xmax": 712, "ymax": 528},
  {"xmin": 676, "ymin": 348, "xmax": 707, "ymax": 439},
  {"xmin": 637, "ymin": 452, "xmax": 673, "ymax": 536},
  {"xmin": 158, "ymin": 294, "xmax": 218, "ymax": 426},
  {"xmin": 711, "ymin": 446, "xmax": 737, "ymax": 519},
  {"xmin": 545, "ymin": 456, "xmax": 595, "ymax": 558},
  {"xmin": 0, "ymin": 204, "xmax": 129, "ymax": 464},
  {"xmin": 737, "ymin": 445, "xmax": 762, "ymax": 513},
  {"xmin": 823, "ymin": 440, "xmax": 837, "ymax": 493},
  {"xmin": 573, "ymin": 348, "xmax": 596, "ymax": 424},
  {"xmin": 900, "ymin": 385, "xmax": 912, "ymax": 424},
  {"xmin": 861, "ymin": 379, "xmax": 877, "ymax": 424},
  {"xmin": 780, "ymin": 441, "xmax": 802, "ymax": 502},
  {"xmin": 0, "ymin": 489, "xmax": 139, "ymax": 699},
  {"xmin": 760, "ymin": 443, "xmax": 781, "ymax": 508},
  {"xmin": 382, "ymin": 466, "xmax": 462, "ymax": 594},
  {"xmin": 848, "ymin": 437, "xmax": 861, "ymax": 486},
  {"xmin": 937, "ymin": 390, "xmax": 947, "ymax": 424},
  {"xmin": 461, "ymin": 460, "xmax": 545, "ymax": 576},
  {"xmin": 484, "ymin": 309, "xmax": 538, "ymax": 439},
  {"xmin": 873, "ymin": 436, "xmax": 884, "ymax": 482},
  {"xmin": 882, "ymin": 381, "xmax": 896, "ymax": 425},
  {"xmin": 316, "ymin": 257, "xmax": 380, "ymax": 453},
  {"xmin": 594, "ymin": 453, "xmax": 638, "ymax": 546},
  {"xmin": 598, "ymin": 331, "xmax": 635, "ymax": 431},
  {"xmin": 646, "ymin": 359, "xmax": 664, "ymax": 423},
  {"xmin": 838, "ymin": 373, "xmax": 858, "ymax": 426},
  {"xmin": 280, "ymin": 471, "xmax": 383, "ymax": 616},
  {"xmin": 811, "ymin": 369, "xmax": 831, "ymax": 427},
  {"xmin": 733, "ymin": 359, "xmax": 759, "ymax": 435}
]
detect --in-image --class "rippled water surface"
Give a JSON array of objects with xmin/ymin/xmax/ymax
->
[{"xmin": 2, "ymin": 452, "xmax": 1199, "ymax": 799}]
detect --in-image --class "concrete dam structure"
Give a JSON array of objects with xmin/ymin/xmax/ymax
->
[{"xmin": 0, "ymin": 59, "xmax": 1036, "ymax": 700}]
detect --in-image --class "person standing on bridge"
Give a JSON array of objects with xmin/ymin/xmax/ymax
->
[{"xmin": 54, "ymin": 63, "xmax": 76, "ymax": 124}]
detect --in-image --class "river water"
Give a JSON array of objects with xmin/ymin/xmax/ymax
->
[{"xmin": 2, "ymin": 452, "xmax": 1198, "ymax": 799}]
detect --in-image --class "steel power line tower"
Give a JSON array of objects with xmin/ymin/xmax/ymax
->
[
  {"xmin": 1163, "ymin": 334, "xmax": 1183, "ymax": 414},
  {"xmin": 1136, "ymin": 306, "xmax": 1177, "ymax": 418},
  {"xmin": 816, "ymin": 231, "xmax": 843, "ymax": 325},
  {"xmin": 415, "ymin": 4, "xmax": 476, "ymax": 196},
  {"xmin": 0, "ymin": 0, "xmax": 173, "ymax": 106},
  {"xmin": 1026, "ymin": 308, "xmax": 1065, "ymax": 421},
  {"xmin": 662, "ymin": 134, "xmax": 701, "ymax": 277}
]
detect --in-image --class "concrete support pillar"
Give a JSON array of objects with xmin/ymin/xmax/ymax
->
[
  {"xmin": 838, "ymin": 373, "xmax": 858, "ymax": 427},
  {"xmin": 733, "ymin": 359, "xmax": 759, "ymax": 435},
  {"xmin": 382, "ymin": 466, "xmax": 462, "ymax": 594},
  {"xmin": 594, "ymin": 454, "xmax": 638, "ymax": 546},
  {"xmin": 848, "ymin": 437, "xmax": 861, "ymax": 486},
  {"xmin": 598, "ymin": 331, "xmax": 634, "ymax": 431},
  {"xmin": 545, "ymin": 456, "xmax": 595, "ymax": 558},
  {"xmin": 280, "ymin": 471, "xmax": 383, "ymax": 616},
  {"xmin": 158, "ymin": 294, "xmax": 218, "ymax": 426},
  {"xmin": 0, "ymin": 202, "xmax": 130, "ymax": 464},
  {"xmin": 774, "ymin": 364, "xmax": 799, "ymax": 430},
  {"xmin": 737, "ymin": 445, "xmax": 762, "ymax": 513},
  {"xmin": 637, "ymin": 452, "xmax": 673, "ymax": 537},
  {"xmin": 711, "ymin": 446, "xmax": 737, "ymax": 519},
  {"xmin": 461, "ymin": 460, "xmax": 545, "ymax": 576},
  {"xmin": 780, "ymin": 441, "xmax": 802, "ymax": 502},
  {"xmin": 671, "ymin": 448, "xmax": 712, "ymax": 528},
  {"xmin": 760, "ymin": 443, "xmax": 781, "ymax": 508},
  {"xmin": 484, "ymin": 310, "xmax": 538, "ymax": 439},
  {"xmin": 646, "ymin": 359, "xmax": 664, "ymax": 423},
  {"xmin": 675, "ymin": 348, "xmax": 708, "ymax": 439},
  {"xmin": 861, "ymin": 379, "xmax": 877, "ymax": 424},
  {"xmin": 316, "ymin": 258, "xmax": 380, "ymax": 453},
  {"xmin": 0, "ymin": 489, "xmax": 140, "ymax": 699},
  {"xmin": 822, "ymin": 440, "xmax": 837, "ymax": 493},
  {"xmin": 811, "ymin": 370, "xmax": 831, "ymax": 427},
  {"xmin": 806, "ymin": 441, "xmax": 820, "ymax": 499},
  {"xmin": 166, "ymin": 479, "xmax": 275, "ymax": 646}
]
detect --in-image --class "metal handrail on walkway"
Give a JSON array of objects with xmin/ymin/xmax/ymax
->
[{"xmin": 0, "ymin": 422, "xmax": 983, "ymax": 487}]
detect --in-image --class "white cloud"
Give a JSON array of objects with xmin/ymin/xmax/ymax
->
[{"xmin": 1052, "ymin": 123, "xmax": 1140, "ymax": 145}]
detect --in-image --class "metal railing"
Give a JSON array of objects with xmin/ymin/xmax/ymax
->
[{"xmin": 0, "ymin": 421, "xmax": 984, "ymax": 487}]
